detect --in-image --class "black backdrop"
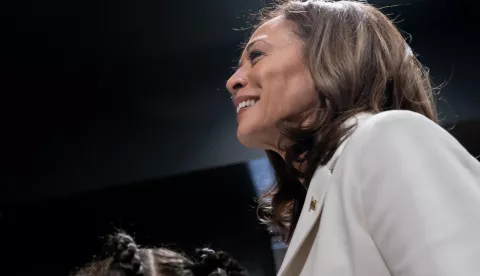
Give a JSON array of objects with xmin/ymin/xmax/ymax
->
[{"xmin": 0, "ymin": 163, "xmax": 276, "ymax": 276}]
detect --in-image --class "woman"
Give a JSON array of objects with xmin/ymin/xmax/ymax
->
[
  {"xmin": 71, "ymin": 232, "xmax": 248, "ymax": 276},
  {"xmin": 226, "ymin": 1, "xmax": 480, "ymax": 275}
]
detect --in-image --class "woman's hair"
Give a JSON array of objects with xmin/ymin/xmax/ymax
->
[
  {"xmin": 254, "ymin": 0, "xmax": 439, "ymax": 242},
  {"xmin": 71, "ymin": 232, "xmax": 249, "ymax": 276}
]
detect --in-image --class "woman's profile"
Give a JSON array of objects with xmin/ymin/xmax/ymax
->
[{"xmin": 226, "ymin": 0, "xmax": 480, "ymax": 275}]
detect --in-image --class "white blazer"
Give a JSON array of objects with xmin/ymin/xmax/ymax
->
[{"xmin": 277, "ymin": 110, "xmax": 480, "ymax": 276}]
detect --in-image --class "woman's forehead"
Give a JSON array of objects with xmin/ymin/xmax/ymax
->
[
  {"xmin": 247, "ymin": 16, "xmax": 298, "ymax": 47},
  {"xmin": 250, "ymin": 16, "xmax": 286, "ymax": 41}
]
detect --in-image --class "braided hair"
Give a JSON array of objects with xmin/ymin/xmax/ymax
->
[
  {"xmin": 71, "ymin": 232, "xmax": 249, "ymax": 276},
  {"xmin": 106, "ymin": 233, "xmax": 144, "ymax": 275},
  {"xmin": 192, "ymin": 248, "xmax": 250, "ymax": 276}
]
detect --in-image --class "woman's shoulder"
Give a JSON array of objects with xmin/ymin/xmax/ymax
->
[
  {"xmin": 359, "ymin": 110, "xmax": 441, "ymax": 137},
  {"xmin": 329, "ymin": 110, "xmax": 445, "ymax": 174},
  {"xmin": 341, "ymin": 110, "xmax": 457, "ymax": 165},
  {"xmin": 334, "ymin": 110, "xmax": 477, "ymax": 190},
  {"xmin": 350, "ymin": 110, "xmax": 445, "ymax": 149}
]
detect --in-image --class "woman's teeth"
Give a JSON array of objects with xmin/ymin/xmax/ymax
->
[{"xmin": 237, "ymin": 99, "xmax": 257, "ymax": 113}]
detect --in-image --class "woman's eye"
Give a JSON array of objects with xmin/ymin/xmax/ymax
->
[{"xmin": 248, "ymin": 50, "xmax": 264, "ymax": 63}]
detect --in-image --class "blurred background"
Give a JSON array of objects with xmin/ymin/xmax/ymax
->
[{"xmin": 0, "ymin": 0, "xmax": 479, "ymax": 275}]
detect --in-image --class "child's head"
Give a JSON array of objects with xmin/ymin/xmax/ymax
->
[{"xmin": 71, "ymin": 232, "xmax": 248, "ymax": 276}]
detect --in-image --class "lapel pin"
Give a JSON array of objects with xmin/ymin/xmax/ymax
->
[{"xmin": 309, "ymin": 196, "xmax": 317, "ymax": 212}]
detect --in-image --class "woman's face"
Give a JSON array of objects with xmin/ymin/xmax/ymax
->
[{"xmin": 226, "ymin": 16, "xmax": 317, "ymax": 153}]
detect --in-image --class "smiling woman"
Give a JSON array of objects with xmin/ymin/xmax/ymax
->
[
  {"xmin": 226, "ymin": 1, "xmax": 480, "ymax": 276},
  {"xmin": 227, "ymin": 16, "xmax": 317, "ymax": 152}
]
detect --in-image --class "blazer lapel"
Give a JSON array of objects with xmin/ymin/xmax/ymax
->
[
  {"xmin": 276, "ymin": 156, "xmax": 334, "ymax": 276},
  {"xmin": 277, "ymin": 112, "xmax": 373, "ymax": 276}
]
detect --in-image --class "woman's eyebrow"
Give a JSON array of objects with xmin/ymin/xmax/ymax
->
[{"xmin": 237, "ymin": 38, "xmax": 270, "ymax": 68}]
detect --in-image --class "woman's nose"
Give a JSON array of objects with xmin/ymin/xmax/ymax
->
[{"xmin": 226, "ymin": 72, "xmax": 248, "ymax": 97}]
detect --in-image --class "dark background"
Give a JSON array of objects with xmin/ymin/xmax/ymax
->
[{"xmin": 0, "ymin": 0, "xmax": 479, "ymax": 275}]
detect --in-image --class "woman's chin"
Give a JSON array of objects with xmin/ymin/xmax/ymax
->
[
  {"xmin": 237, "ymin": 130, "xmax": 275, "ymax": 151},
  {"xmin": 237, "ymin": 133, "xmax": 258, "ymax": 149},
  {"xmin": 237, "ymin": 130, "xmax": 262, "ymax": 149}
]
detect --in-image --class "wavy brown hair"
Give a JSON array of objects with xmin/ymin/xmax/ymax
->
[{"xmin": 253, "ymin": 0, "xmax": 439, "ymax": 242}]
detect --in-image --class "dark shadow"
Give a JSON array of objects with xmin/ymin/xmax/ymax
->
[{"xmin": 0, "ymin": 163, "xmax": 276, "ymax": 276}]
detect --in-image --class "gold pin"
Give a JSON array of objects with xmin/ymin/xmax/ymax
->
[{"xmin": 309, "ymin": 196, "xmax": 317, "ymax": 212}]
